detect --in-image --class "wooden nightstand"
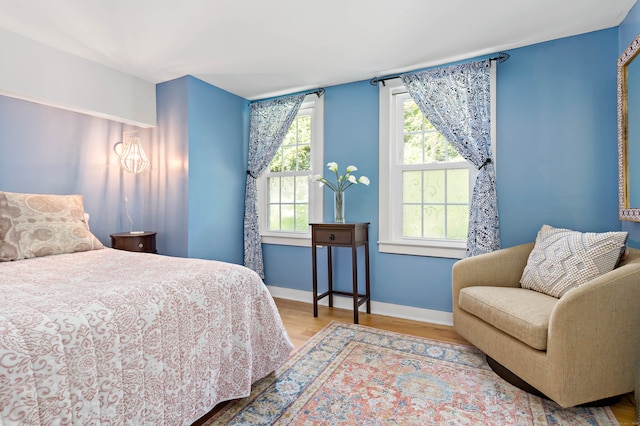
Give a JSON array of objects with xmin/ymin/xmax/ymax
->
[
  {"xmin": 310, "ymin": 223, "xmax": 370, "ymax": 324},
  {"xmin": 110, "ymin": 232, "xmax": 157, "ymax": 254}
]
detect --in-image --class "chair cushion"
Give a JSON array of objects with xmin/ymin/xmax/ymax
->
[
  {"xmin": 458, "ymin": 286, "xmax": 558, "ymax": 350},
  {"xmin": 520, "ymin": 224, "xmax": 628, "ymax": 298}
]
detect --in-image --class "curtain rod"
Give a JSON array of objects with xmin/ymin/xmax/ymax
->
[
  {"xmin": 250, "ymin": 88, "xmax": 325, "ymax": 104},
  {"xmin": 369, "ymin": 52, "xmax": 510, "ymax": 87}
]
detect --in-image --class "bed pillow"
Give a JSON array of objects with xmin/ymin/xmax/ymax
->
[
  {"xmin": 0, "ymin": 191, "xmax": 103, "ymax": 261},
  {"xmin": 520, "ymin": 224, "xmax": 628, "ymax": 298}
]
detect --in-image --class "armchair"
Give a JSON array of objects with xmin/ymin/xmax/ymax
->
[{"xmin": 452, "ymin": 242, "xmax": 640, "ymax": 408}]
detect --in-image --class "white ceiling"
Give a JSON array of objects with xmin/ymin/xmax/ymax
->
[{"xmin": 0, "ymin": 0, "xmax": 636, "ymax": 100}]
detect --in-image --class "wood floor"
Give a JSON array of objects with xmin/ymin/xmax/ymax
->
[{"xmin": 273, "ymin": 297, "xmax": 637, "ymax": 425}]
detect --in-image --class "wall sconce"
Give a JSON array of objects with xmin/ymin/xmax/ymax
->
[{"xmin": 114, "ymin": 131, "xmax": 150, "ymax": 174}]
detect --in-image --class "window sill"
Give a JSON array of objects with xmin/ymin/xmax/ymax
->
[
  {"xmin": 378, "ymin": 240, "xmax": 466, "ymax": 259},
  {"xmin": 261, "ymin": 233, "xmax": 311, "ymax": 247}
]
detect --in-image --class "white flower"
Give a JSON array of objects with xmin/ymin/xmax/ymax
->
[{"xmin": 314, "ymin": 161, "xmax": 372, "ymax": 193}]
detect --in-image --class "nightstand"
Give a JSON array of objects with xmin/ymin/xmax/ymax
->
[
  {"xmin": 310, "ymin": 223, "xmax": 370, "ymax": 324},
  {"xmin": 110, "ymin": 231, "xmax": 157, "ymax": 254}
]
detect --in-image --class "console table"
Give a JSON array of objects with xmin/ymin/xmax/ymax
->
[{"xmin": 310, "ymin": 222, "xmax": 370, "ymax": 324}]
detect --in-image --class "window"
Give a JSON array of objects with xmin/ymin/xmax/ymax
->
[
  {"xmin": 379, "ymin": 72, "xmax": 496, "ymax": 258},
  {"xmin": 258, "ymin": 95, "xmax": 324, "ymax": 246},
  {"xmin": 399, "ymin": 93, "xmax": 472, "ymax": 241}
]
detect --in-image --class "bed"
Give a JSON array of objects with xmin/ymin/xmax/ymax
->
[{"xmin": 0, "ymin": 192, "xmax": 294, "ymax": 425}]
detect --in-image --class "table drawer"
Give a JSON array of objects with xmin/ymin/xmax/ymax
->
[
  {"xmin": 314, "ymin": 227, "xmax": 353, "ymax": 245},
  {"xmin": 110, "ymin": 232, "xmax": 157, "ymax": 254}
]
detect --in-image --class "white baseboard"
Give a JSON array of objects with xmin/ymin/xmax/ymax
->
[{"xmin": 266, "ymin": 285, "xmax": 453, "ymax": 326}]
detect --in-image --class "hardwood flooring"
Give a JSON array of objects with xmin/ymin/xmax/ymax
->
[{"xmin": 272, "ymin": 297, "xmax": 636, "ymax": 425}]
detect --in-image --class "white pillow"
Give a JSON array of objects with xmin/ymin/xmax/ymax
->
[
  {"xmin": 0, "ymin": 191, "xmax": 103, "ymax": 261},
  {"xmin": 520, "ymin": 224, "xmax": 628, "ymax": 298}
]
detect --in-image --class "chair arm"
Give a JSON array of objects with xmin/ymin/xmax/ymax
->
[
  {"xmin": 547, "ymin": 252, "xmax": 640, "ymax": 384},
  {"xmin": 452, "ymin": 243, "xmax": 534, "ymax": 291},
  {"xmin": 452, "ymin": 242, "xmax": 534, "ymax": 310}
]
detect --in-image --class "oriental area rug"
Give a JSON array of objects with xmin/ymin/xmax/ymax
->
[{"xmin": 205, "ymin": 322, "xmax": 618, "ymax": 425}]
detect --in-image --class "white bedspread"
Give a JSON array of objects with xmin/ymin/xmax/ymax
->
[{"xmin": 0, "ymin": 249, "xmax": 293, "ymax": 425}]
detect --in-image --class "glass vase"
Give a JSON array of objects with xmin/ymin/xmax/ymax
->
[{"xmin": 334, "ymin": 191, "xmax": 345, "ymax": 223}]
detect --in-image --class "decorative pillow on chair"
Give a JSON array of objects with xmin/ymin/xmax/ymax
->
[
  {"xmin": 520, "ymin": 224, "xmax": 628, "ymax": 298},
  {"xmin": 0, "ymin": 191, "xmax": 103, "ymax": 261}
]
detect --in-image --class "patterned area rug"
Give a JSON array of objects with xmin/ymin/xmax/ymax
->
[{"xmin": 206, "ymin": 322, "xmax": 618, "ymax": 425}]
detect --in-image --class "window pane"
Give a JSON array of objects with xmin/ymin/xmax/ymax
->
[
  {"xmin": 281, "ymin": 146, "xmax": 297, "ymax": 171},
  {"xmin": 298, "ymin": 144, "xmax": 311, "ymax": 170},
  {"xmin": 403, "ymin": 100, "xmax": 423, "ymax": 133},
  {"xmin": 447, "ymin": 205, "xmax": 469, "ymax": 240},
  {"xmin": 297, "ymin": 115, "xmax": 311, "ymax": 143},
  {"xmin": 282, "ymin": 122, "xmax": 297, "ymax": 146},
  {"xmin": 447, "ymin": 169, "xmax": 469, "ymax": 203},
  {"xmin": 402, "ymin": 98, "xmax": 463, "ymax": 165},
  {"xmin": 403, "ymin": 133, "xmax": 423, "ymax": 165},
  {"xmin": 403, "ymin": 171, "xmax": 422, "ymax": 203},
  {"xmin": 425, "ymin": 132, "xmax": 448, "ymax": 162},
  {"xmin": 281, "ymin": 205, "xmax": 295, "ymax": 231},
  {"xmin": 295, "ymin": 176, "xmax": 309, "ymax": 202},
  {"xmin": 268, "ymin": 177, "xmax": 280, "ymax": 203},
  {"xmin": 295, "ymin": 205, "xmax": 308, "ymax": 232},
  {"xmin": 269, "ymin": 150, "xmax": 283, "ymax": 172},
  {"xmin": 402, "ymin": 205, "xmax": 422, "ymax": 237},
  {"xmin": 423, "ymin": 205, "xmax": 445, "ymax": 238},
  {"xmin": 423, "ymin": 170, "xmax": 445, "ymax": 203},
  {"xmin": 281, "ymin": 177, "xmax": 295, "ymax": 203},
  {"xmin": 269, "ymin": 205, "xmax": 280, "ymax": 230}
]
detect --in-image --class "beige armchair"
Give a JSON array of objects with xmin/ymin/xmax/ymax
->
[{"xmin": 452, "ymin": 242, "xmax": 640, "ymax": 408}]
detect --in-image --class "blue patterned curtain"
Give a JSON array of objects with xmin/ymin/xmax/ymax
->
[
  {"xmin": 244, "ymin": 94, "xmax": 305, "ymax": 278},
  {"xmin": 401, "ymin": 60, "xmax": 500, "ymax": 256}
]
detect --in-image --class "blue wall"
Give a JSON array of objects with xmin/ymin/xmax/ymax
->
[
  {"xmin": 262, "ymin": 28, "xmax": 621, "ymax": 314},
  {"xmin": 149, "ymin": 77, "xmax": 189, "ymax": 256},
  {"xmin": 0, "ymin": 95, "xmax": 132, "ymax": 246},
  {"xmin": 143, "ymin": 75, "xmax": 248, "ymax": 262},
  {"xmin": 186, "ymin": 76, "xmax": 248, "ymax": 264},
  {"xmin": 497, "ymin": 29, "xmax": 620, "ymax": 246}
]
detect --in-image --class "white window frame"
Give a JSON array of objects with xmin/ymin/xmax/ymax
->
[
  {"xmin": 257, "ymin": 94, "xmax": 324, "ymax": 247},
  {"xmin": 378, "ymin": 67, "xmax": 496, "ymax": 259}
]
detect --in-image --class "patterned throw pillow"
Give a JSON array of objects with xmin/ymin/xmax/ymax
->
[
  {"xmin": 0, "ymin": 191, "xmax": 103, "ymax": 261},
  {"xmin": 520, "ymin": 224, "xmax": 628, "ymax": 298}
]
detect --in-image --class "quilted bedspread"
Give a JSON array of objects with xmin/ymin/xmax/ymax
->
[{"xmin": 0, "ymin": 249, "xmax": 293, "ymax": 425}]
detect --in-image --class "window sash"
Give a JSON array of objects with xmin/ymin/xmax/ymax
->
[
  {"xmin": 389, "ymin": 91, "xmax": 475, "ymax": 252},
  {"xmin": 258, "ymin": 95, "xmax": 324, "ymax": 247}
]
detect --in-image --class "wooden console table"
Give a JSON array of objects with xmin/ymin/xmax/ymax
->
[{"xmin": 310, "ymin": 222, "xmax": 370, "ymax": 324}]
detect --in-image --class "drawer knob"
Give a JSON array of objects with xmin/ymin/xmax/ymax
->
[
  {"xmin": 330, "ymin": 234, "xmax": 335, "ymax": 241},
  {"xmin": 138, "ymin": 243, "xmax": 144, "ymax": 248}
]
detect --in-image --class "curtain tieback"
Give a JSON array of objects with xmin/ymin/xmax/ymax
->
[
  {"xmin": 247, "ymin": 170, "xmax": 258, "ymax": 179},
  {"xmin": 479, "ymin": 158, "xmax": 492, "ymax": 169}
]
